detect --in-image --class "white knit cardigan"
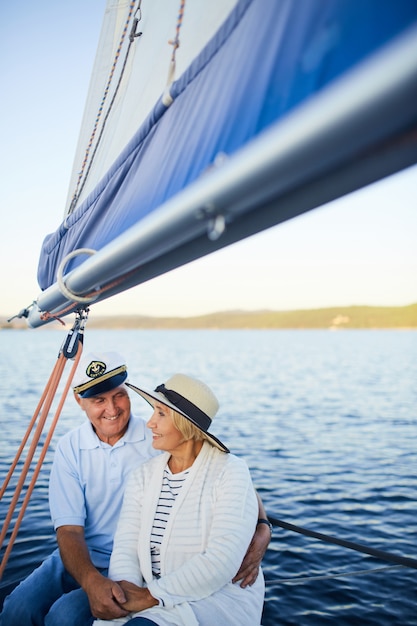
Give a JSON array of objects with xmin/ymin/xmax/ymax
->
[{"xmin": 93, "ymin": 441, "xmax": 264, "ymax": 626}]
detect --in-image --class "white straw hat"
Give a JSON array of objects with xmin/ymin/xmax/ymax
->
[{"xmin": 127, "ymin": 373, "xmax": 229, "ymax": 453}]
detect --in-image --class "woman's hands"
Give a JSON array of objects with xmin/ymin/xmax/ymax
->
[{"xmin": 116, "ymin": 580, "xmax": 159, "ymax": 613}]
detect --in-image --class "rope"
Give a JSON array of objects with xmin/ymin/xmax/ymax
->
[
  {"xmin": 39, "ymin": 264, "xmax": 140, "ymax": 324},
  {"xmin": 0, "ymin": 312, "xmax": 88, "ymax": 579},
  {"xmin": 269, "ymin": 516, "xmax": 417, "ymax": 570},
  {"xmin": 69, "ymin": 0, "xmax": 186, "ymax": 205},
  {"xmin": 56, "ymin": 248, "xmax": 98, "ymax": 304},
  {"xmin": 265, "ymin": 564, "xmax": 404, "ymax": 587},
  {"xmin": 68, "ymin": 0, "xmax": 141, "ymax": 215},
  {"xmin": 168, "ymin": 0, "xmax": 186, "ymax": 62},
  {"xmin": 163, "ymin": 0, "xmax": 186, "ymax": 106}
]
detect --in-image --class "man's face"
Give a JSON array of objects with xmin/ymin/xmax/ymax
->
[{"xmin": 76, "ymin": 384, "xmax": 131, "ymax": 445}]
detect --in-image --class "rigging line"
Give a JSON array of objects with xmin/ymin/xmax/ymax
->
[
  {"xmin": 41, "ymin": 306, "xmax": 80, "ymax": 324},
  {"xmin": 265, "ymin": 565, "xmax": 404, "ymax": 587},
  {"xmin": 169, "ymin": 0, "xmax": 186, "ymax": 61},
  {"xmin": 163, "ymin": 0, "xmax": 186, "ymax": 106},
  {"xmin": 0, "ymin": 345, "xmax": 83, "ymax": 580},
  {"xmin": 0, "ymin": 313, "xmax": 87, "ymax": 578},
  {"xmin": 39, "ymin": 266, "xmax": 141, "ymax": 322},
  {"xmin": 0, "ymin": 353, "xmax": 67, "ymax": 557},
  {"xmin": 0, "ymin": 367, "xmax": 56, "ymax": 499},
  {"xmin": 68, "ymin": 0, "xmax": 140, "ymax": 215},
  {"xmin": 269, "ymin": 516, "xmax": 417, "ymax": 570},
  {"xmin": 73, "ymin": 20, "xmax": 143, "ymax": 210}
]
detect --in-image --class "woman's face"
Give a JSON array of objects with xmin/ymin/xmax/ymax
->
[{"xmin": 146, "ymin": 401, "xmax": 185, "ymax": 452}]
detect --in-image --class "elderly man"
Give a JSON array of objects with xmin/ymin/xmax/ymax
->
[{"xmin": 0, "ymin": 352, "xmax": 271, "ymax": 626}]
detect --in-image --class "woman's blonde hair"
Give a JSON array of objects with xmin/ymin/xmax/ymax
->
[{"xmin": 171, "ymin": 409, "xmax": 214, "ymax": 446}]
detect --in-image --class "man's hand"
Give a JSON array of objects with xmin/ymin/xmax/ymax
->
[
  {"xmin": 233, "ymin": 521, "xmax": 271, "ymax": 588},
  {"xmin": 56, "ymin": 525, "xmax": 129, "ymax": 619},
  {"xmin": 84, "ymin": 572, "xmax": 130, "ymax": 619}
]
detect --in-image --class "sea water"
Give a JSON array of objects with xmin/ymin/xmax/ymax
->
[{"xmin": 0, "ymin": 328, "xmax": 416, "ymax": 625}]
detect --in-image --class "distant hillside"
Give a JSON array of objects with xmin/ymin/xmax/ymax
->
[
  {"xmin": 2, "ymin": 303, "xmax": 416, "ymax": 331},
  {"xmin": 86, "ymin": 303, "xmax": 417, "ymax": 329}
]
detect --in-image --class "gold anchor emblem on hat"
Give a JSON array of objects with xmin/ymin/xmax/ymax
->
[{"xmin": 86, "ymin": 361, "xmax": 106, "ymax": 379}]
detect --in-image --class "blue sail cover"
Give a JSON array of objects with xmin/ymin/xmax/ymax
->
[{"xmin": 37, "ymin": 0, "xmax": 417, "ymax": 291}]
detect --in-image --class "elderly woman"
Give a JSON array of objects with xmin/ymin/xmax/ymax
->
[{"xmin": 94, "ymin": 373, "xmax": 265, "ymax": 626}]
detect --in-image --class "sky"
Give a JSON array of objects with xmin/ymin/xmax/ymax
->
[{"xmin": 0, "ymin": 1, "xmax": 416, "ymax": 321}]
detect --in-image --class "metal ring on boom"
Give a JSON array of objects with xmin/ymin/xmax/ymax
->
[{"xmin": 56, "ymin": 248, "xmax": 98, "ymax": 304}]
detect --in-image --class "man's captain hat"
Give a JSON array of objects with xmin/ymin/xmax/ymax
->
[{"xmin": 73, "ymin": 352, "xmax": 128, "ymax": 398}]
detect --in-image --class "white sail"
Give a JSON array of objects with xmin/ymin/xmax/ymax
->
[
  {"xmin": 66, "ymin": 0, "xmax": 237, "ymax": 215},
  {"xmin": 21, "ymin": 0, "xmax": 417, "ymax": 327}
]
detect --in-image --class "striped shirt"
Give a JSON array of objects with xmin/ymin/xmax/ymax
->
[{"xmin": 150, "ymin": 466, "xmax": 189, "ymax": 577}]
